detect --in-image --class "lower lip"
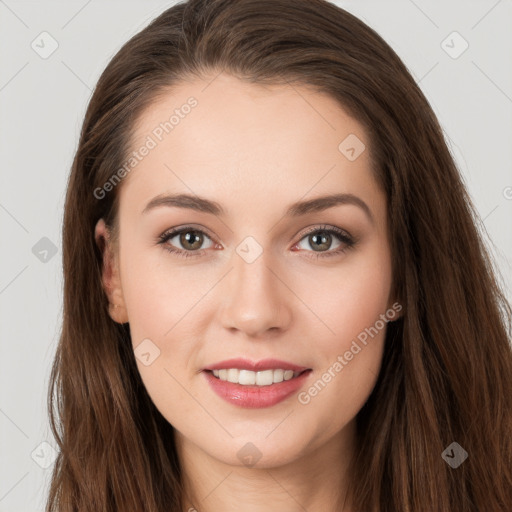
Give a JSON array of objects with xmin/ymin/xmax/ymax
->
[{"xmin": 203, "ymin": 370, "xmax": 312, "ymax": 408}]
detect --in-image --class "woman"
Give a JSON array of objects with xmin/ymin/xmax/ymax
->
[{"xmin": 46, "ymin": 0, "xmax": 512, "ymax": 510}]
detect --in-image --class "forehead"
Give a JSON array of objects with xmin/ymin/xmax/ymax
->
[
  {"xmin": 120, "ymin": 73, "xmax": 383, "ymax": 223},
  {"xmin": 131, "ymin": 72, "xmax": 367, "ymax": 158}
]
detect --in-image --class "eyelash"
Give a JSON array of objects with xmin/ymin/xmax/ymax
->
[{"xmin": 157, "ymin": 224, "xmax": 356, "ymax": 260}]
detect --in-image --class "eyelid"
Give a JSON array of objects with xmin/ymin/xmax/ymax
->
[
  {"xmin": 159, "ymin": 224, "xmax": 217, "ymax": 242},
  {"xmin": 296, "ymin": 223, "xmax": 352, "ymax": 241}
]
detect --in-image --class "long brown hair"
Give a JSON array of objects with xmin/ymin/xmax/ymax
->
[{"xmin": 46, "ymin": 0, "xmax": 512, "ymax": 510}]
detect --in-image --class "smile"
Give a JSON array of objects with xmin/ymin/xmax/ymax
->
[
  {"xmin": 210, "ymin": 368, "xmax": 303, "ymax": 386},
  {"xmin": 203, "ymin": 368, "xmax": 312, "ymax": 408}
]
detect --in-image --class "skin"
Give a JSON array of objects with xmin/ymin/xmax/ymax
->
[{"xmin": 95, "ymin": 73, "xmax": 400, "ymax": 512}]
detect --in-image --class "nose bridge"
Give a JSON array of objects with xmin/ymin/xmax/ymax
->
[{"xmin": 218, "ymin": 238, "xmax": 291, "ymax": 336}]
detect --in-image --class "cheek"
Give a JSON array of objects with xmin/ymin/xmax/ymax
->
[
  {"xmin": 297, "ymin": 241, "xmax": 393, "ymax": 346},
  {"xmin": 118, "ymin": 241, "xmax": 211, "ymax": 408},
  {"xmin": 294, "ymin": 243, "xmax": 392, "ymax": 419},
  {"xmin": 118, "ymin": 244, "xmax": 201, "ymax": 421},
  {"xmin": 119, "ymin": 241, "xmax": 199, "ymax": 342},
  {"xmin": 297, "ymin": 332, "xmax": 385, "ymax": 449}
]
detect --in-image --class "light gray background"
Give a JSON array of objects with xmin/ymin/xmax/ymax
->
[{"xmin": 1, "ymin": 1, "xmax": 511, "ymax": 511}]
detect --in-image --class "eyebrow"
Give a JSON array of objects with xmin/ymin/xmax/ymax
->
[{"xmin": 142, "ymin": 192, "xmax": 374, "ymax": 224}]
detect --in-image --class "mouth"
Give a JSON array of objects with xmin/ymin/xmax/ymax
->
[
  {"xmin": 205, "ymin": 368, "xmax": 310, "ymax": 386},
  {"xmin": 201, "ymin": 358, "xmax": 313, "ymax": 408},
  {"xmin": 201, "ymin": 368, "xmax": 313, "ymax": 409}
]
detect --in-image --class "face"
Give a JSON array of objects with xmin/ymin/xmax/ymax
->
[{"xmin": 95, "ymin": 73, "xmax": 399, "ymax": 470}]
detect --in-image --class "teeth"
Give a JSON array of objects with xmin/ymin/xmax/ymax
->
[{"xmin": 211, "ymin": 368, "xmax": 300, "ymax": 386}]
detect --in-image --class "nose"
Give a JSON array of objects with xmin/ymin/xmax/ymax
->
[{"xmin": 218, "ymin": 249, "xmax": 292, "ymax": 338}]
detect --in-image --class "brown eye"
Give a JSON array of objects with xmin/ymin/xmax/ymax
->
[
  {"xmin": 159, "ymin": 227, "xmax": 215, "ymax": 256},
  {"xmin": 294, "ymin": 225, "xmax": 355, "ymax": 259},
  {"xmin": 307, "ymin": 231, "xmax": 335, "ymax": 252},
  {"xmin": 297, "ymin": 229, "xmax": 343, "ymax": 253},
  {"xmin": 178, "ymin": 230, "xmax": 205, "ymax": 251}
]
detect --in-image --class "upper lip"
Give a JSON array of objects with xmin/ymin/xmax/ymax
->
[{"xmin": 204, "ymin": 358, "xmax": 310, "ymax": 372}]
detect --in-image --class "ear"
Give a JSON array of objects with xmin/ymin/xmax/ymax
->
[{"xmin": 94, "ymin": 218, "xmax": 129, "ymax": 324}]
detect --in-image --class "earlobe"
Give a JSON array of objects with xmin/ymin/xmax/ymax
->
[{"xmin": 94, "ymin": 218, "xmax": 129, "ymax": 324}]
